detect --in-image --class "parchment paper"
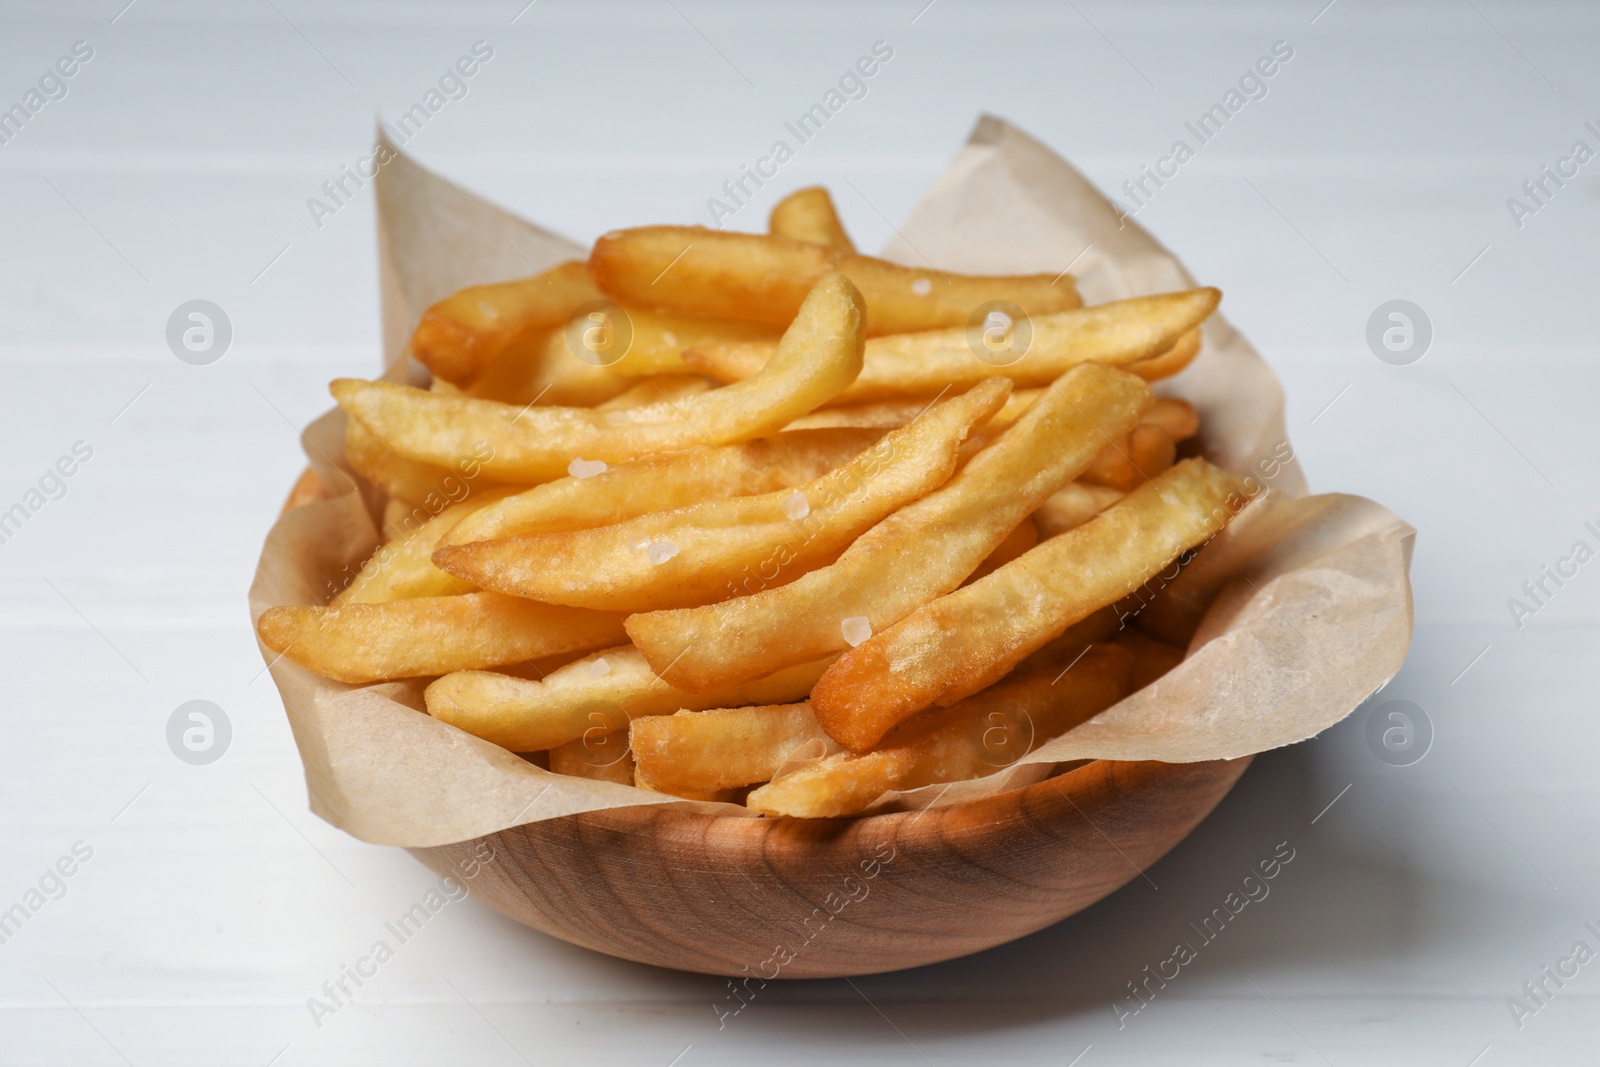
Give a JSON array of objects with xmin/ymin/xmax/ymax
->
[{"xmin": 248, "ymin": 116, "xmax": 1415, "ymax": 847}]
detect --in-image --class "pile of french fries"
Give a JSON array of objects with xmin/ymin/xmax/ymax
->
[{"xmin": 259, "ymin": 187, "xmax": 1257, "ymax": 818}]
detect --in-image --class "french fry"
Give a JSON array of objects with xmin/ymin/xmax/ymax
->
[
  {"xmin": 410, "ymin": 261, "xmax": 602, "ymax": 386},
  {"xmin": 594, "ymin": 375, "xmax": 713, "ymax": 411},
  {"xmin": 809, "ymin": 459, "xmax": 1248, "ymax": 751},
  {"xmin": 332, "ymin": 273, "xmax": 867, "ymax": 483},
  {"xmin": 966, "ymin": 518, "xmax": 1037, "ymax": 583},
  {"xmin": 256, "ymin": 593, "xmax": 627, "ymax": 684},
  {"xmin": 1031, "ymin": 482, "xmax": 1124, "ymax": 539},
  {"xmin": 424, "ymin": 645, "xmax": 830, "ymax": 752},
  {"xmin": 1114, "ymin": 629, "xmax": 1187, "ymax": 689},
  {"xmin": 344, "ymin": 418, "xmax": 508, "ymax": 508},
  {"xmin": 626, "ymin": 363, "xmax": 1151, "ymax": 691},
  {"xmin": 442, "ymin": 427, "xmax": 883, "ymax": 545},
  {"xmin": 1142, "ymin": 397, "xmax": 1200, "ymax": 441},
  {"xmin": 1080, "ymin": 423, "xmax": 1177, "ymax": 490},
  {"xmin": 589, "ymin": 226, "xmax": 1082, "ymax": 335},
  {"xmin": 463, "ymin": 307, "xmax": 780, "ymax": 407},
  {"xmin": 548, "ymin": 730, "xmax": 636, "ymax": 785},
  {"xmin": 432, "ymin": 379, "xmax": 1011, "ymax": 611},
  {"xmin": 747, "ymin": 645, "xmax": 1132, "ymax": 818},
  {"xmin": 685, "ymin": 289, "xmax": 1218, "ymax": 404},
  {"xmin": 769, "ymin": 187, "xmax": 856, "ymax": 253},
  {"xmin": 335, "ymin": 487, "xmax": 519, "ymax": 605},
  {"xmin": 632, "ymin": 702, "xmax": 836, "ymax": 796},
  {"xmin": 1126, "ymin": 326, "xmax": 1202, "ymax": 381}
]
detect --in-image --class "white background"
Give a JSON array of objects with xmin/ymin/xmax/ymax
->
[{"xmin": 1, "ymin": 1, "xmax": 1596, "ymax": 1063}]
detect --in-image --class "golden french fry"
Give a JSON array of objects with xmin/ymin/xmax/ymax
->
[
  {"xmin": 548, "ymin": 730, "xmax": 636, "ymax": 785},
  {"xmin": 594, "ymin": 375, "xmax": 713, "ymax": 411},
  {"xmin": 626, "ymin": 363, "xmax": 1150, "ymax": 692},
  {"xmin": 1126, "ymin": 326, "xmax": 1202, "ymax": 381},
  {"xmin": 747, "ymin": 645, "xmax": 1132, "ymax": 818},
  {"xmin": 335, "ymin": 488, "xmax": 519, "ymax": 605},
  {"xmin": 424, "ymin": 645, "xmax": 830, "ymax": 752},
  {"xmin": 333, "ymin": 273, "xmax": 866, "ymax": 483},
  {"xmin": 1114, "ymin": 629, "xmax": 1186, "ymax": 690},
  {"xmin": 809, "ymin": 459, "xmax": 1248, "ymax": 750},
  {"xmin": 1031, "ymin": 482, "xmax": 1125, "ymax": 539},
  {"xmin": 433, "ymin": 379, "xmax": 1011, "ymax": 610},
  {"xmin": 410, "ymin": 261, "xmax": 601, "ymax": 386},
  {"xmin": 1080, "ymin": 423, "xmax": 1177, "ymax": 490},
  {"xmin": 967, "ymin": 518, "xmax": 1037, "ymax": 583},
  {"xmin": 256, "ymin": 593, "xmax": 627, "ymax": 684},
  {"xmin": 344, "ymin": 418, "xmax": 508, "ymax": 508},
  {"xmin": 463, "ymin": 307, "xmax": 780, "ymax": 407},
  {"xmin": 769, "ymin": 187, "xmax": 856, "ymax": 253},
  {"xmin": 685, "ymin": 289, "xmax": 1218, "ymax": 404},
  {"xmin": 589, "ymin": 226, "xmax": 1081, "ymax": 335},
  {"xmin": 444, "ymin": 427, "xmax": 882, "ymax": 545},
  {"xmin": 784, "ymin": 396, "xmax": 936, "ymax": 431},
  {"xmin": 1142, "ymin": 396, "xmax": 1200, "ymax": 441},
  {"xmin": 632, "ymin": 702, "xmax": 836, "ymax": 797}
]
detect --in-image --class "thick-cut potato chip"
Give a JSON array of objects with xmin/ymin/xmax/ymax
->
[
  {"xmin": 1032, "ymin": 482, "xmax": 1124, "ymax": 539},
  {"xmin": 594, "ymin": 375, "xmax": 714, "ymax": 411},
  {"xmin": 632, "ymin": 702, "xmax": 835, "ymax": 796},
  {"xmin": 1081, "ymin": 423, "xmax": 1177, "ymax": 490},
  {"xmin": 424, "ymin": 646, "xmax": 830, "ymax": 752},
  {"xmin": 1126, "ymin": 326, "xmax": 1203, "ymax": 381},
  {"xmin": 685, "ymin": 289, "xmax": 1218, "ymax": 404},
  {"xmin": 626, "ymin": 363, "xmax": 1150, "ymax": 691},
  {"xmin": 257, "ymin": 593, "xmax": 627, "ymax": 684},
  {"xmin": 769, "ymin": 187, "xmax": 856, "ymax": 253},
  {"xmin": 747, "ymin": 645, "xmax": 1132, "ymax": 818},
  {"xmin": 464, "ymin": 307, "xmax": 780, "ymax": 407},
  {"xmin": 443, "ymin": 427, "xmax": 882, "ymax": 545},
  {"xmin": 589, "ymin": 226, "xmax": 1082, "ymax": 335},
  {"xmin": 810, "ymin": 459, "xmax": 1248, "ymax": 751},
  {"xmin": 433, "ymin": 379, "xmax": 1010, "ymax": 611},
  {"xmin": 335, "ymin": 487, "xmax": 518, "ymax": 605},
  {"xmin": 548, "ymin": 730, "xmax": 636, "ymax": 785},
  {"xmin": 333, "ymin": 273, "xmax": 866, "ymax": 482},
  {"xmin": 411, "ymin": 261, "xmax": 602, "ymax": 386}
]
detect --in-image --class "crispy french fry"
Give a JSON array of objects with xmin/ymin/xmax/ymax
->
[
  {"xmin": 1031, "ymin": 482, "xmax": 1125, "ymax": 539},
  {"xmin": 433, "ymin": 379, "xmax": 1011, "ymax": 611},
  {"xmin": 1126, "ymin": 326, "xmax": 1202, "ymax": 381},
  {"xmin": 747, "ymin": 645, "xmax": 1132, "ymax": 818},
  {"xmin": 548, "ymin": 730, "xmax": 636, "ymax": 785},
  {"xmin": 1142, "ymin": 397, "xmax": 1200, "ymax": 441},
  {"xmin": 410, "ymin": 261, "xmax": 602, "ymax": 386},
  {"xmin": 769, "ymin": 187, "xmax": 856, "ymax": 253},
  {"xmin": 256, "ymin": 593, "xmax": 627, "ymax": 684},
  {"xmin": 1080, "ymin": 423, "xmax": 1177, "ymax": 490},
  {"xmin": 967, "ymin": 518, "xmax": 1037, "ymax": 583},
  {"xmin": 1114, "ymin": 629, "xmax": 1187, "ymax": 689},
  {"xmin": 785, "ymin": 396, "xmax": 935, "ymax": 431},
  {"xmin": 589, "ymin": 226, "xmax": 1082, "ymax": 335},
  {"xmin": 442, "ymin": 427, "xmax": 883, "ymax": 545},
  {"xmin": 333, "ymin": 273, "xmax": 866, "ymax": 482},
  {"xmin": 344, "ymin": 418, "xmax": 508, "ymax": 507},
  {"xmin": 632, "ymin": 702, "xmax": 836, "ymax": 796},
  {"xmin": 463, "ymin": 307, "xmax": 780, "ymax": 407},
  {"xmin": 335, "ymin": 488, "xmax": 519, "ymax": 605},
  {"xmin": 809, "ymin": 459, "xmax": 1248, "ymax": 750},
  {"xmin": 594, "ymin": 375, "xmax": 713, "ymax": 411},
  {"xmin": 685, "ymin": 289, "xmax": 1218, "ymax": 404},
  {"xmin": 626, "ymin": 363, "xmax": 1150, "ymax": 692},
  {"xmin": 424, "ymin": 645, "xmax": 830, "ymax": 752}
]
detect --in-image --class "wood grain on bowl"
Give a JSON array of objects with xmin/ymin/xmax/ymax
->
[{"xmin": 277, "ymin": 468, "xmax": 1252, "ymax": 978}]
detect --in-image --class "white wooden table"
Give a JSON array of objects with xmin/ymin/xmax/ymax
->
[{"xmin": 2, "ymin": 2, "xmax": 1596, "ymax": 1063}]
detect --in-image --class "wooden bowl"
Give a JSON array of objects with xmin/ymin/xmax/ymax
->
[{"xmin": 279, "ymin": 470, "xmax": 1251, "ymax": 977}]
